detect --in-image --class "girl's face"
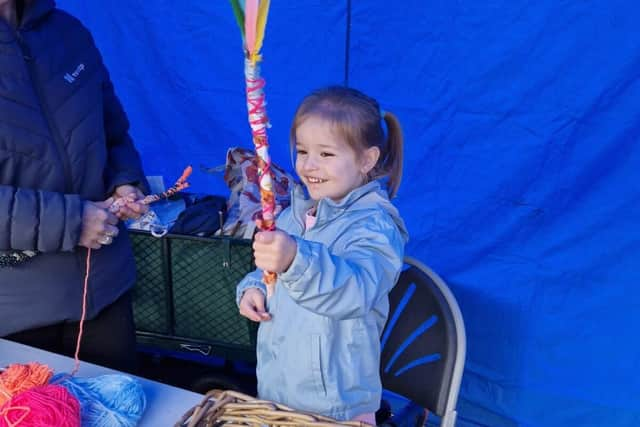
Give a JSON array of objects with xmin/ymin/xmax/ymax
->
[{"xmin": 295, "ymin": 116, "xmax": 377, "ymax": 202}]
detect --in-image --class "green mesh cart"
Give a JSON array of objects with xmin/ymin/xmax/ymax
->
[{"xmin": 129, "ymin": 230, "xmax": 258, "ymax": 362}]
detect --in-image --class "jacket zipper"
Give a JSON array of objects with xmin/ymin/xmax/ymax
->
[
  {"xmin": 15, "ymin": 29, "xmax": 91, "ymax": 314},
  {"xmin": 15, "ymin": 30, "xmax": 74, "ymax": 193},
  {"xmin": 290, "ymin": 193, "xmax": 309, "ymax": 237}
]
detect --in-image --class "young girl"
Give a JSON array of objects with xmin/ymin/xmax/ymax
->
[{"xmin": 236, "ymin": 86, "xmax": 408, "ymax": 424}]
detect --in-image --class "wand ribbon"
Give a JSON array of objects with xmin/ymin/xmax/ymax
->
[{"xmin": 230, "ymin": 0, "xmax": 277, "ymax": 296}]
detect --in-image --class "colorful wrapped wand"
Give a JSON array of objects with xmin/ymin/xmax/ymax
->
[
  {"xmin": 109, "ymin": 165, "xmax": 192, "ymax": 213},
  {"xmin": 230, "ymin": 0, "xmax": 277, "ymax": 294},
  {"xmin": 141, "ymin": 165, "xmax": 192, "ymax": 205}
]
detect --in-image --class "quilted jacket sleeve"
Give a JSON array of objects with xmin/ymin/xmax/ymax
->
[
  {"xmin": 101, "ymin": 64, "xmax": 149, "ymax": 196},
  {"xmin": 0, "ymin": 185, "xmax": 83, "ymax": 252}
]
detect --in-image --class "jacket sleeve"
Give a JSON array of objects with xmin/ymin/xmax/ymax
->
[
  {"xmin": 101, "ymin": 65, "xmax": 149, "ymax": 196},
  {"xmin": 278, "ymin": 215, "xmax": 405, "ymax": 320},
  {"xmin": 0, "ymin": 185, "xmax": 83, "ymax": 252},
  {"xmin": 236, "ymin": 268, "xmax": 267, "ymax": 307}
]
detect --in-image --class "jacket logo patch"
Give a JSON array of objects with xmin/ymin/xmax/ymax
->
[{"xmin": 63, "ymin": 63, "xmax": 85, "ymax": 83}]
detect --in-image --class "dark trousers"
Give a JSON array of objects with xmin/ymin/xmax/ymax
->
[{"xmin": 5, "ymin": 291, "xmax": 138, "ymax": 373}]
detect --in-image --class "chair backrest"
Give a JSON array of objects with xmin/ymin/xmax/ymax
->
[{"xmin": 380, "ymin": 256, "xmax": 466, "ymax": 426}]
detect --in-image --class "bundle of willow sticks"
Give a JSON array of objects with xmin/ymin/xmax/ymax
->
[{"xmin": 174, "ymin": 389, "xmax": 371, "ymax": 427}]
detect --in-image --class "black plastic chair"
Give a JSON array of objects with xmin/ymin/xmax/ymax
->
[{"xmin": 379, "ymin": 257, "xmax": 466, "ymax": 427}]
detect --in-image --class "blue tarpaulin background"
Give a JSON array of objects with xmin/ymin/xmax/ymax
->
[{"xmin": 57, "ymin": 1, "xmax": 640, "ymax": 426}]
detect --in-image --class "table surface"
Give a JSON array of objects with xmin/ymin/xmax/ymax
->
[{"xmin": 0, "ymin": 338, "xmax": 203, "ymax": 426}]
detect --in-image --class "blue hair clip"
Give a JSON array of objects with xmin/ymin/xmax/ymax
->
[{"xmin": 380, "ymin": 108, "xmax": 388, "ymax": 140}]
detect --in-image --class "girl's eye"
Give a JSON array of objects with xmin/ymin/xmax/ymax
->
[
  {"xmin": 297, "ymin": 150, "xmax": 307, "ymax": 155},
  {"xmin": 320, "ymin": 152, "xmax": 334, "ymax": 157}
]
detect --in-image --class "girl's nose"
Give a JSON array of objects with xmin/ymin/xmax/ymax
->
[{"xmin": 301, "ymin": 155, "xmax": 318, "ymax": 170}]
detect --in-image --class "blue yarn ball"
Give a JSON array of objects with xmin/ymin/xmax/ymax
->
[{"xmin": 51, "ymin": 373, "xmax": 146, "ymax": 427}]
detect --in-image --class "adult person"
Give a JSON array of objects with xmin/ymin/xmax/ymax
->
[{"xmin": 0, "ymin": 0, "xmax": 148, "ymax": 372}]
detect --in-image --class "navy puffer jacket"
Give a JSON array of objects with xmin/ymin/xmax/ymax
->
[{"xmin": 0, "ymin": 0, "xmax": 148, "ymax": 335}]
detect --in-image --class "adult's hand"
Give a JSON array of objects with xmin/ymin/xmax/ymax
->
[
  {"xmin": 78, "ymin": 198, "xmax": 119, "ymax": 249},
  {"xmin": 239, "ymin": 288, "xmax": 271, "ymax": 322},
  {"xmin": 112, "ymin": 184, "xmax": 148, "ymax": 220}
]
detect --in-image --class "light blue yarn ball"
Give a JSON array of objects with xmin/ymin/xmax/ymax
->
[{"xmin": 51, "ymin": 373, "xmax": 147, "ymax": 427}]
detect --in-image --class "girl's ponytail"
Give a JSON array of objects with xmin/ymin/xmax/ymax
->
[{"xmin": 381, "ymin": 111, "xmax": 404, "ymax": 198}]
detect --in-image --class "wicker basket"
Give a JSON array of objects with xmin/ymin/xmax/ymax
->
[{"xmin": 175, "ymin": 390, "xmax": 372, "ymax": 427}]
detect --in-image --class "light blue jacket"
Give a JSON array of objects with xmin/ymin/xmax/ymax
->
[{"xmin": 236, "ymin": 181, "xmax": 408, "ymax": 420}]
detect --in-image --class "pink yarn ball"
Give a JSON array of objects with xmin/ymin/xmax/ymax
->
[{"xmin": 0, "ymin": 384, "xmax": 80, "ymax": 427}]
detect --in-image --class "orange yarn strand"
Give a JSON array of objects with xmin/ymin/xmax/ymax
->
[{"xmin": 71, "ymin": 248, "xmax": 91, "ymax": 376}]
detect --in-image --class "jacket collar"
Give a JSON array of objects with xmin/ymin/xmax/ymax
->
[
  {"xmin": 19, "ymin": 0, "xmax": 55, "ymax": 30},
  {"xmin": 0, "ymin": 0, "xmax": 54, "ymax": 39},
  {"xmin": 291, "ymin": 181, "xmax": 387, "ymax": 227}
]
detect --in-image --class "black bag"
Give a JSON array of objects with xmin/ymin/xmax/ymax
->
[{"xmin": 169, "ymin": 195, "xmax": 227, "ymax": 237}]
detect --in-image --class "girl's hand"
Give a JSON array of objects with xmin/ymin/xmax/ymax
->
[
  {"xmin": 253, "ymin": 230, "xmax": 297, "ymax": 273},
  {"xmin": 239, "ymin": 288, "xmax": 272, "ymax": 322}
]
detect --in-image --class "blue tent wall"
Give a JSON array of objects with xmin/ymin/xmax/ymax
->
[{"xmin": 57, "ymin": 1, "xmax": 640, "ymax": 426}]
